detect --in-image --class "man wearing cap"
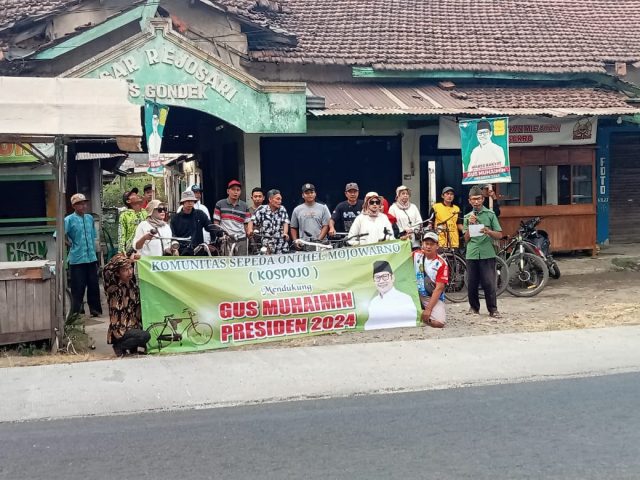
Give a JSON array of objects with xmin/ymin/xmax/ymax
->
[
  {"xmin": 214, "ymin": 180, "xmax": 251, "ymax": 255},
  {"xmin": 413, "ymin": 231, "xmax": 449, "ymax": 328},
  {"xmin": 429, "ymin": 186, "xmax": 463, "ymax": 248},
  {"xmin": 329, "ymin": 182, "xmax": 363, "ymax": 236},
  {"xmin": 178, "ymin": 184, "xmax": 212, "ymax": 244},
  {"xmin": 463, "ymin": 185, "xmax": 503, "ymax": 318},
  {"xmin": 290, "ymin": 183, "xmax": 331, "ymax": 245},
  {"xmin": 118, "ymin": 188, "xmax": 148, "ymax": 253},
  {"xmin": 64, "ymin": 193, "xmax": 102, "ymax": 317},
  {"xmin": 468, "ymin": 120, "xmax": 506, "ymax": 175},
  {"xmin": 365, "ymin": 260, "xmax": 418, "ymax": 330},
  {"xmin": 171, "ymin": 190, "xmax": 216, "ymax": 255},
  {"xmin": 142, "ymin": 183, "xmax": 153, "ymax": 209}
]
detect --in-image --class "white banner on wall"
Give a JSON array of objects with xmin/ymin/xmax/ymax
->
[{"xmin": 438, "ymin": 116, "xmax": 598, "ymax": 149}]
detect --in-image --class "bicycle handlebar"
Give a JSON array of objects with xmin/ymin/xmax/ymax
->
[{"xmin": 293, "ymin": 238, "xmax": 333, "ymax": 250}]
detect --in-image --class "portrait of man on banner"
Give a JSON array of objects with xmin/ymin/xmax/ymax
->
[
  {"xmin": 459, "ymin": 117, "xmax": 511, "ymax": 185},
  {"xmin": 144, "ymin": 100, "xmax": 169, "ymax": 177}
]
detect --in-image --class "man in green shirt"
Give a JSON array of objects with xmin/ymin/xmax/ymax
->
[
  {"xmin": 463, "ymin": 185, "xmax": 503, "ymax": 318},
  {"xmin": 118, "ymin": 188, "xmax": 148, "ymax": 253}
]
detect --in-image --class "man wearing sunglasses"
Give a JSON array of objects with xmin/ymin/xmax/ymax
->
[{"xmin": 133, "ymin": 200, "xmax": 173, "ymax": 256}]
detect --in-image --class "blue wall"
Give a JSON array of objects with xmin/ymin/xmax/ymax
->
[{"xmin": 596, "ymin": 123, "xmax": 640, "ymax": 244}]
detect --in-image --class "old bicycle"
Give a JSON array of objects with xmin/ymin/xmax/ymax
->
[{"xmin": 145, "ymin": 308, "xmax": 213, "ymax": 351}]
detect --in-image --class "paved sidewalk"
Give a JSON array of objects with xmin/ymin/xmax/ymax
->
[
  {"xmin": 556, "ymin": 243, "xmax": 639, "ymax": 276},
  {"xmin": 3, "ymin": 325, "xmax": 640, "ymax": 423}
]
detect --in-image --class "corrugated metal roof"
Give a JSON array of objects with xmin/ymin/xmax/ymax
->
[{"xmin": 307, "ymin": 83, "xmax": 640, "ymax": 117}]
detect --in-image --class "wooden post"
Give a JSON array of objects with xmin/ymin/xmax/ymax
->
[{"xmin": 54, "ymin": 137, "xmax": 66, "ymax": 343}]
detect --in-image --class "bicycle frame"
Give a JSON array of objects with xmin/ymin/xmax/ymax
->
[{"xmin": 146, "ymin": 309, "xmax": 213, "ymax": 350}]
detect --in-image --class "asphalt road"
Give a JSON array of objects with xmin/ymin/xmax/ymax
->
[{"xmin": 2, "ymin": 373, "xmax": 640, "ymax": 480}]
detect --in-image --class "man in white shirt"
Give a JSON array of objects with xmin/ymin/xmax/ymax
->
[
  {"xmin": 365, "ymin": 260, "xmax": 418, "ymax": 330},
  {"xmin": 468, "ymin": 120, "xmax": 506, "ymax": 175}
]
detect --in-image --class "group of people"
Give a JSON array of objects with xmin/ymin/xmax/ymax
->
[
  {"xmin": 412, "ymin": 183, "xmax": 503, "ymax": 331},
  {"xmin": 63, "ymin": 178, "xmax": 502, "ymax": 356}
]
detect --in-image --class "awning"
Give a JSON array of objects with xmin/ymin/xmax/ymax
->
[
  {"xmin": 0, "ymin": 75, "xmax": 143, "ymax": 348},
  {"xmin": 307, "ymin": 83, "xmax": 640, "ymax": 117},
  {"xmin": 0, "ymin": 76, "xmax": 142, "ymax": 139}
]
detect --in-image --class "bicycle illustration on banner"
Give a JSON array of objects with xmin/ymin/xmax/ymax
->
[{"xmin": 145, "ymin": 308, "xmax": 213, "ymax": 351}]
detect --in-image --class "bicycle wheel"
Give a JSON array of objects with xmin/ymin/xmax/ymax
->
[
  {"xmin": 494, "ymin": 255, "xmax": 509, "ymax": 297},
  {"xmin": 549, "ymin": 260, "xmax": 561, "ymax": 279},
  {"xmin": 442, "ymin": 252, "xmax": 468, "ymax": 303},
  {"xmin": 187, "ymin": 322, "xmax": 213, "ymax": 345},
  {"xmin": 146, "ymin": 323, "xmax": 168, "ymax": 351},
  {"xmin": 506, "ymin": 252, "xmax": 549, "ymax": 297}
]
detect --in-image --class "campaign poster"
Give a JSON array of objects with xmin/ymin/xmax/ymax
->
[
  {"xmin": 137, "ymin": 241, "xmax": 421, "ymax": 353},
  {"xmin": 144, "ymin": 100, "xmax": 169, "ymax": 177},
  {"xmin": 459, "ymin": 117, "xmax": 511, "ymax": 184}
]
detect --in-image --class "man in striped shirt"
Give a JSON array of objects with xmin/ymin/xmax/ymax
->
[{"xmin": 214, "ymin": 179, "xmax": 251, "ymax": 255}]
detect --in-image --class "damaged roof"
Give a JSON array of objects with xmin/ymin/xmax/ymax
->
[
  {"xmin": 250, "ymin": 0, "xmax": 640, "ymax": 74},
  {"xmin": 0, "ymin": 0, "xmax": 80, "ymax": 29},
  {"xmin": 307, "ymin": 83, "xmax": 640, "ymax": 117}
]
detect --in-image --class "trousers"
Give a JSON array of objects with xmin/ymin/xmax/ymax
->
[
  {"xmin": 467, "ymin": 257, "xmax": 498, "ymax": 313},
  {"xmin": 69, "ymin": 261, "xmax": 102, "ymax": 315}
]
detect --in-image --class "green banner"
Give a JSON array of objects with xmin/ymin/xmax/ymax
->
[
  {"xmin": 459, "ymin": 117, "xmax": 511, "ymax": 185},
  {"xmin": 138, "ymin": 241, "xmax": 421, "ymax": 353},
  {"xmin": 0, "ymin": 143, "xmax": 53, "ymax": 164}
]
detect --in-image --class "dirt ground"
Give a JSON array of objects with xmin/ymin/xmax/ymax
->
[{"xmin": 2, "ymin": 268, "xmax": 639, "ymax": 368}]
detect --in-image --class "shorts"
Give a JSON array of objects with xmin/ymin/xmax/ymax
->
[{"xmin": 426, "ymin": 299, "xmax": 446, "ymax": 324}]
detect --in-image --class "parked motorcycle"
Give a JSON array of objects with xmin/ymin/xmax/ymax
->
[{"xmin": 519, "ymin": 217, "xmax": 561, "ymax": 279}]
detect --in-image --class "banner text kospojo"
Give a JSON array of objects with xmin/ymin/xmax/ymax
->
[{"xmin": 137, "ymin": 241, "xmax": 421, "ymax": 353}]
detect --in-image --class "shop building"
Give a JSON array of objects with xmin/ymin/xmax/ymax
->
[{"xmin": 2, "ymin": 0, "xmax": 640, "ymax": 254}]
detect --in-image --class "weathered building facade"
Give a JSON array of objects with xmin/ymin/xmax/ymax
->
[{"xmin": 2, "ymin": 0, "xmax": 640, "ymax": 255}]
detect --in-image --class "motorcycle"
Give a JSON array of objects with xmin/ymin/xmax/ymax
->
[{"xmin": 519, "ymin": 217, "xmax": 561, "ymax": 279}]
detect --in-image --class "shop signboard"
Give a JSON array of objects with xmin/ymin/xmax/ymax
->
[
  {"xmin": 138, "ymin": 241, "xmax": 421, "ymax": 353},
  {"xmin": 459, "ymin": 117, "xmax": 511, "ymax": 184},
  {"xmin": 0, "ymin": 235, "xmax": 54, "ymax": 262},
  {"xmin": 74, "ymin": 22, "xmax": 307, "ymax": 134},
  {"xmin": 439, "ymin": 116, "xmax": 598, "ymax": 149},
  {"xmin": 0, "ymin": 143, "xmax": 54, "ymax": 164}
]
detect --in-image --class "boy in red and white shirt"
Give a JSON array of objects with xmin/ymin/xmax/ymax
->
[{"xmin": 413, "ymin": 231, "xmax": 449, "ymax": 328}]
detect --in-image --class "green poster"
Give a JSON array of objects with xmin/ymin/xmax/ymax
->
[
  {"xmin": 138, "ymin": 241, "xmax": 421, "ymax": 353},
  {"xmin": 459, "ymin": 117, "xmax": 511, "ymax": 185},
  {"xmin": 144, "ymin": 100, "xmax": 169, "ymax": 177}
]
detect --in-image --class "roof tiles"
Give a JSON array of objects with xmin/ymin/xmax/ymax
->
[
  {"xmin": 0, "ymin": 0, "xmax": 78, "ymax": 28},
  {"xmin": 4, "ymin": 1, "xmax": 640, "ymax": 74},
  {"xmin": 252, "ymin": 0, "xmax": 640, "ymax": 73}
]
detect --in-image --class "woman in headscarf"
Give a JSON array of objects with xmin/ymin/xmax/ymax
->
[
  {"xmin": 347, "ymin": 192, "xmax": 394, "ymax": 245},
  {"xmin": 103, "ymin": 253, "xmax": 150, "ymax": 356},
  {"xmin": 389, "ymin": 185, "xmax": 422, "ymax": 248},
  {"xmin": 133, "ymin": 199, "xmax": 174, "ymax": 256}
]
